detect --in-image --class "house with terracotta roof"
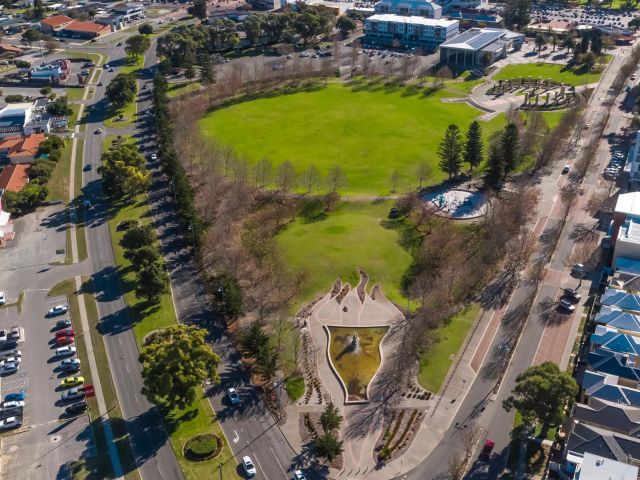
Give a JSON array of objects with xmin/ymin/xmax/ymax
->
[
  {"xmin": 0, "ymin": 44, "xmax": 23, "ymax": 59},
  {"xmin": 0, "ymin": 164, "xmax": 29, "ymax": 194},
  {"xmin": 63, "ymin": 20, "xmax": 111, "ymax": 39},
  {"xmin": 40, "ymin": 15, "xmax": 74, "ymax": 34},
  {"xmin": 0, "ymin": 133, "xmax": 46, "ymax": 164}
]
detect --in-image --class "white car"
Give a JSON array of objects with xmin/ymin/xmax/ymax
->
[
  {"xmin": 150, "ymin": 153, "xmax": 157, "ymax": 161},
  {"xmin": 55, "ymin": 346, "xmax": 77, "ymax": 357},
  {"xmin": 1, "ymin": 356, "xmax": 21, "ymax": 365},
  {"xmin": 0, "ymin": 329, "xmax": 6, "ymax": 343},
  {"xmin": 226, "ymin": 388, "xmax": 240, "ymax": 405},
  {"xmin": 0, "ymin": 400, "xmax": 24, "ymax": 414},
  {"xmin": 0, "ymin": 416, "xmax": 21, "ymax": 430},
  {"xmin": 0, "ymin": 349, "xmax": 21, "ymax": 359},
  {"xmin": 559, "ymin": 299, "xmax": 576, "ymax": 312},
  {"xmin": 0, "ymin": 291, "xmax": 5, "ymax": 305},
  {"xmin": 242, "ymin": 456, "xmax": 256, "ymax": 477},
  {"xmin": 48, "ymin": 304, "xmax": 69, "ymax": 316},
  {"xmin": 293, "ymin": 470, "xmax": 307, "ymax": 480}
]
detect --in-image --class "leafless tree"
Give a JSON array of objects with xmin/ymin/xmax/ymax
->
[
  {"xmin": 326, "ymin": 165, "xmax": 347, "ymax": 193},
  {"xmin": 254, "ymin": 156, "xmax": 273, "ymax": 188},
  {"xmin": 390, "ymin": 170, "xmax": 401, "ymax": 193},
  {"xmin": 231, "ymin": 155, "xmax": 250, "ymax": 184},
  {"xmin": 436, "ymin": 65, "xmax": 453, "ymax": 85},
  {"xmin": 416, "ymin": 163, "xmax": 432, "ymax": 190},
  {"xmin": 300, "ymin": 165, "xmax": 321, "ymax": 194},
  {"xmin": 221, "ymin": 146, "xmax": 235, "ymax": 177},
  {"xmin": 276, "ymin": 160, "xmax": 297, "ymax": 194}
]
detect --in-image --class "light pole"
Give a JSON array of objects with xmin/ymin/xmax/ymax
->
[
  {"xmin": 169, "ymin": 179, "xmax": 176, "ymax": 201},
  {"xmin": 187, "ymin": 224, "xmax": 196, "ymax": 253}
]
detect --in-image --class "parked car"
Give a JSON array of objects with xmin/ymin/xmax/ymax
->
[
  {"xmin": 55, "ymin": 346, "xmax": 77, "ymax": 357},
  {"xmin": 2, "ymin": 356, "xmax": 21, "ymax": 365},
  {"xmin": 55, "ymin": 319, "xmax": 72, "ymax": 329},
  {"xmin": 0, "ymin": 349, "xmax": 21, "ymax": 359},
  {"xmin": 293, "ymin": 470, "xmax": 307, "ymax": 480},
  {"xmin": 61, "ymin": 387, "xmax": 85, "ymax": 402},
  {"xmin": 48, "ymin": 304, "xmax": 69, "ymax": 316},
  {"xmin": 4, "ymin": 393, "xmax": 24, "ymax": 402},
  {"xmin": 0, "ymin": 416, "xmax": 22, "ymax": 430},
  {"xmin": 65, "ymin": 402, "xmax": 87, "ymax": 416},
  {"xmin": 56, "ymin": 329, "xmax": 75, "ymax": 338},
  {"xmin": 0, "ymin": 339, "xmax": 18, "ymax": 350},
  {"xmin": 56, "ymin": 336, "xmax": 75, "ymax": 346},
  {"xmin": 562, "ymin": 165, "xmax": 571, "ymax": 174},
  {"xmin": 0, "ymin": 362, "xmax": 19, "ymax": 374},
  {"xmin": 0, "ymin": 329, "xmax": 7, "ymax": 343},
  {"xmin": 60, "ymin": 376, "xmax": 84, "ymax": 388},
  {"xmin": 242, "ymin": 456, "xmax": 256, "ymax": 477},
  {"xmin": 8, "ymin": 326, "xmax": 19, "ymax": 341},
  {"xmin": 479, "ymin": 439, "xmax": 495, "ymax": 460},
  {"xmin": 0, "ymin": 400, "xmax": 24, "ymax": 414},
  {"xmin": 563, "ymin": 288, "xmax": 582, "ymax": 302},
  {"xmin": 0, "ymin": 291, "xmax": 4, "ymax": 305},
  {"xmin": 60, "ymin": 358, "xmax": 81, "ymax": 372},
  {"xmin": 226, "ymin": 388, "xmax": 240, "ymax": 405},
  {"xmin": 559, "ymin": 299, "xmax": 576, "ymax": 312}
]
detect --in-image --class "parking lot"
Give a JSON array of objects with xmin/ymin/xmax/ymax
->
[
  {"xmin": 530, "ymin": 4, "xmax": 634, "ymax": 29},
  {"xmin": 0, "ymin": 291, "xmax": 93, "ymax": 480}
]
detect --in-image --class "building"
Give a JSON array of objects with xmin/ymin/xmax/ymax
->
[
  {"xmin": 250, "ymin": 0, "xmax": 282, "ymax": 11},
  {"xmin": 595, "ymin": 306, "xmax": 640, "ymax": 338},
  {"xmin": 612, "ymin": 192, "xmax": 640, "ymax": 265},
  {"xmin": 566, "ymin": 421, "xmax": 640, "ymax": 466},
  {"xmin": 0, "ymin": 164, "xmax": 30, "ymax": 194},
  {"xmin": 0, "ymin": 101, "xmax": 51, "ymax": 138},
  {"xmin": 570, "ymin": 452, "xmax": 639, "ymax": 480},
  {"xmin": 0, "ymin": 197, "xmax": 14, "ymax": 247},
  {"xmin": 0, "ymin": 133, "xmax": 46, "ymax": 164},
  {"xmin": 111, "ymin": 3, "xmax": 144, "ymax": 21},
  {"xmin": 527, "ymin": 19, "xmax": 574, "ymax": 35},
  {"xmin": 39, "ymin": 14, "xmax": 74, "ymax": 34},
  {"xmin": 374, "ymin": 0, "xmax": 443, "ymax": 19},
  {"xmin": 629, "ymin": 131, "xmax": 640, "ymax": 188},
  {"xmin": 39, "ymin": 15, "xmax": 111, "ymax": 39},
  {"xmin": 439, "ymin": 27, "xmax": 524, "ymax": 67},
  {"xmin": 365, "ymin": 14, "xmax": 459, "ymax": 50},
  {"xmin": 0, "ymin": 44, "xmax": 23, "ymax": 59},
  {"xmin": 581, "ymin": 370, "xmax": 640, "ymax": 407},
  {"xmin": 572, "ymin": 397, "xmax": 640, "ymax": 437},
  {"xmin": 30, "ymin": 59, "xmax": 70, "ymax": 83}
]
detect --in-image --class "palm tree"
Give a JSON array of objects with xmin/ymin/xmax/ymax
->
[{"xmin": 535, "ymin": 34, "xmax": 547, "ymax": 53}]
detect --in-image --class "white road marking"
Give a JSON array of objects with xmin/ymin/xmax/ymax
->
[
  {"xmin": 232, "ymin": 430, "xmax": 239, "ymax": 444},
  {"xmin": 253, "ymin": 453, "xmax": 267, "ymax": 478},
  {"xmin": 270, "ymin": 447, "xmax": 287, "ymax": 476}
]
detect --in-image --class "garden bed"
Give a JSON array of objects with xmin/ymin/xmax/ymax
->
[
  {"xmin": 374, "ymin": 408, "xmax": 424, "ymax": 464},
  {"xmin": 183, "ymin": 433, "xmax": 223, "ymax": 462}
]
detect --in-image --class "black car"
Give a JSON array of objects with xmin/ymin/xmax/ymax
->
[
  {"xmin": 83, "ymin": 164, "xmax": 92, "ymax": 172},
  {"xmin": 65, "ymin": 402, "xmax": 87, "ymax": 416},
  {"xmin": 0, "ymin": 339, "xmax": 18, "ymax": 351}
]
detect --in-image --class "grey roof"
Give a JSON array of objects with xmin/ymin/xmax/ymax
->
[
  {"xmin": 577, "ymin": 452, "xmax": 639, "ymax": 480},
  {"xmin": 440, "ymin": 27, "xmax": 504, "ymax": 50},
  {"xmin": 567, "ymin": 421, "xmax": 640, "ymax": 463},
  {"xmin": 573, "ymin": 398, "xmax": 640, "ymax": 437}
]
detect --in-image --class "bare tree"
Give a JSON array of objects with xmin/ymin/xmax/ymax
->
[
  {"xmin": 231, "ymin": 155, "xmax": 250, "ymax": 184},
  {"xmin": 221, "ymin": 146, "xmax": 235, "ymax": 177},
  {"xmin": 390, "ymin": 170, "xmax": 401, "ymax": 193},
  {"xmin": 416, "ymin": 163, "xmax": 432, "ymax": 190},
  {"xmin": 436, "ymin": 65, "xmax": 453, "ymax": 85},
  {"xmin": 254, "ymin": 156, "xmax": 273, "ymax": 188},
  {"xmin": 276, "ymin": 160, "xmax": 297, "ymax": 194},
  {"xmin": 326, "ymin": 165, "xmax": 347, "ymax": 193},
  {"xmin": 300, "ymin": 165, "xmax": 321, "ymax": 194}
]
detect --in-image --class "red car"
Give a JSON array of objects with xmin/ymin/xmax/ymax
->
[
  {"xmin": 56, "ymin": 336, "xmax": 75, "ymax": 346},
  {"xmin": 479, "ymin": 440, "xmax": 495, "ymax": 460},
  {"xmin": 55, "ymin": 329, "xmax": 75, "ymax": 338}
]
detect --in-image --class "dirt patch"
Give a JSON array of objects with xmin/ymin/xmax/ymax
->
[
  {"xmin": 335, "ymin": 284, "xmax": 350, "ymax": 305},
  {"xmin": 374, "ymin": 408, "xmax": 424, "ymax": 464},
  {"xmin": 357, "ymin": 269, "xmax": 369, "ymax": 304}
]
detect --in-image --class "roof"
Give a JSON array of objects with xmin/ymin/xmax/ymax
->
[
  {"xmin": 582, "ymin": 370, "xmax": 640, "ymax": 406},
  {"xmin": 573, "ymin": 398, "xmax": 640, "ymax": 437},
  {"xmin": 616, "ymin": 192, "xmax": 640, "ymax": 217},
  {"xmin": 576, "ymin": 452, "xmax": 639, "ymax": 480},
  {"xmin": 367, "ymin": 14, "xmax": 458, "ymax": 27},
  {"xmin": 618, "ymin": 218, "xmax": 640, "ymax": 246},
  {"xmin": 0, "ymin": 136, "xmax": 23, "ymax": 151},
  {"xmin": 592, "ymin": 325, "xmax": 640, "ymax": 355},
  {"xmin": 0, "ymin": 44, "xmax": 22, "ymax": 54},
  {"xmin": 528, "ymin": 19, "xmax": 573, "ymax": 33},
  {"xmin": 40, "ymin": 15, "xmax": 73, "ymax": 27},
  {"xmin": 568, "ymin": 421, "xmax": 640, "ymax": 464},
  {"xmin": 439, "ymin": 27, "xmax": 513, "ymax": 51},
  {"xmin": 64, "ymin": 20, "xmax": 110, "ymax": 33},
  {"xmin": 595, "ymin": 306, "xmax": 640, "ymax": 335},
  {"xmin": 0, "ymin": 164, "xmax": 29, "ymax": 193},
  {"xmin": 601, "ymin": 287, "xmax": 640, "ymax": 313},
  {"xmin": 7, "ymin": 133, "xmax": 45, "ymax": 159},
  {"xmin": 588, "ymin": 348, "xmax": 640, "ymax": 382},
  {"xmin": 615, "ymin": 257, "xmax": 640, "ymax": 277}
]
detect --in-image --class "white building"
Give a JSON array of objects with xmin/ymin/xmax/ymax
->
[
  {"xmin": 571, "ymin": 452, "xmax": 638, "ymax": 480},
  {"xmin": 0, "ymin": 196, "xmax": 14, "ymax": 247},
  {"xmin": 628, "ymin": 130, "xmax": 640, "ymax": 188},
  {"xmin": 612, "ymin": 192, "xmax": 640, "ymax": 265},
  {"xmin": 364, "ymin": 14, "xmax": 458, "ymax": 50},
  {"xmin": 0, "ymin": 100, "xmax": 51, "ymax": 139},
  {"xmin": 111, "ymin": 3, "xmax": 144, "ymax": 21},
  {"xmin": 439, "ymin": 27, "xmax": 524, "ymax": 67},
  {"xmin": 374, "ymin": 0, "xmax": 442, "ymax": 19}
]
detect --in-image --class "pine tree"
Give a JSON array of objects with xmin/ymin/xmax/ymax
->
[
  {"xmin": 198, "ymin": 54, "xmax": 216, "ymax": 85},
  {"xmin": 464, "ymin": 121, "xmax": 483, "ymax": 171},
  {"xmin": 437, "ymin": 124, "xmax": 462, "ymax": 181},
  {"xmin": 484, "ymin": 144, "xmax": 503, "ymax": 187},
  {"xmin": 501, "ymin": 123, "xmax": 520, "ymax": 178}
]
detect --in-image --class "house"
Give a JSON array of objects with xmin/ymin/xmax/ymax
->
[
  {"xmin": 591, "ymin": 325, "xmax": 640, "ymax": 356},
  {"xmin": 609, "ymin": 258, "xmax": 640, "ymax": 293},
  {"xmin": 0, "ymin": 43, "xmax": 23, "ymax": 59},
  {"xmin": 364, "ymin": 15, "xmax": 459, "ymax": 50},
  {"xmin": 0, "ymin": 164, "xmax": 30, "ymax": 194},
  {"xmin": 566, "ymin": 421, "xmax": 640, "ymax": 466},
  {"xmin": 39, "ymin": 14, "xmax": 74, "ymax": 34},
  {"xmin": 62, "ymin": 20, "xmax": 111, "ymax": 39},
  {"xmin": 527, "ymin": 19, "xmax": 574, "ymax": 35},
  {"xmin": 439, "ymin": 27, "xmax": 524, "ymax": 67},
  {"xmin": 612, "ymin": 192, "xmax": 640, "ymax": 265},
  {"xmin": 595, "ymin": 306, "xmax": 640, "ymax": 338},
  {"xmin": 580, "ymin": 370, "xmax": 640, "ymax": 407},
  {"xmin": 0, "ymin": 197, "xmax": 14, "ymax": 247},
  {"xmin": 570, "ymin": 452, "xmax": 639, "ymax": 480},
  {"xmin": 600, "ymin": 287, "xmax": 640, "ymax": 313},
  {"xmin": 0, "ymin": 133, "xmax": 46, "ymax": 164},
  {"xmin": 572, "ymin": 397, "xmax": 640, "ymax": 438},
  {"xmin": 588, "ymin": 348, "xmax": 640, "ymax": 383}
]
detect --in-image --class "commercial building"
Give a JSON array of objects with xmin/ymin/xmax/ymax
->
[
  {"xmin": 39, "ymin": 14, "xmax": 74, "ymax": 34},
  {"xmin": 374, "ymin": 0, "xmax": 443, "ymax": 19},
  {"xmin": 30, "ymin": 59, "xmax": 70, "ymax": 83},
  {"xmin": 250, "ymin": 0, "xmax": 282, "ymax": 11},
  {"xmin": 40, "ymin": 15, "xmax": 111, "ymax": 39},
  {"xmin": 0, "ymin": 100, "xmax": 51, "ymax": 138},
  {"xmin": 439, "ymin": 27, "xmax": 524, "ymax": 67},
  {"xmin": 612, "ymin": 192, "xmax": 640, "ymax": 265},
  {"xmin": 111, "ymin": 3, "xmax": 144, "ymax": 21},
  {"xmin": 365, "ymin": 14, "xmax": 459, "ymax": 50}
]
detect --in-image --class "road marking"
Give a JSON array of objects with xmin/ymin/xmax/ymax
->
[
  {"xmin": 270, "ymin": 447, "xmax": 287, "ymax": 476},
  {"xmin": 253, "ymin": 453, "xmax": 267, "ymax": 478},
  {"xmin": 232, "ymin": 430, "xmax": 239, "ymax": 444}
]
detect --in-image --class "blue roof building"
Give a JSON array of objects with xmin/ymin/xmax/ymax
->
[
  {"xmin": 582, "ymin": 371, "xmax": 640, "ymax": 407},
  {"xmin": 601, "ymin": 288, "xmax": 640, "ymax": 313},
  {"xmin": 595, "ymin": 307, "xmax": 640, "ymax": 335},
  {"xmin": 592, "ymin": 325, "xmax": 640, "ymax": 356}
]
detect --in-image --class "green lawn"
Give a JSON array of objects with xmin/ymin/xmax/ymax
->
[
  {"xmin": 417, "ymin": 303, "xmax": 480, "ymax": 393},
  {"xmin": 276, "ymin": 200, "xmax": 412, "ymax": 306},
  {"xmin": 167, "ymin": 82, "xmax": 201, "ymax": 98},
  {"xmin": 46, "ymin": 138, "xmax": 73, "ymax": 202},
  {"xmin": 200, "ymin": 82, "xmax": 505, "ymax": 196},
  {"xmin": 120, "ymin": 55, "xmax": 144, "ymax": 76},
  {"xmin": 65, "ymin": 87, "xmax": 86, "ymax": 101},
  {"xmin": 104, "ymin": 99, "xmax": 137, "ymax": 128},
  {"xmin": 493, "ymin": 62, "xmax": 605, "ymax": 86}
]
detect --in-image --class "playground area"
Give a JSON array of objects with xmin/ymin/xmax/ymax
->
[{"xmin": 422, "ymin": 188, "xmax": 489, "ymax": 219}]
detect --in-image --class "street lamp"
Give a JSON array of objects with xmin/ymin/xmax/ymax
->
[
  {"xmin": 169, "ymin": 179, "xmax": 176, "ymax": 201},
  {"xmin": 187, "ymin": 224, "xmax": 196, "ymax": 253}
]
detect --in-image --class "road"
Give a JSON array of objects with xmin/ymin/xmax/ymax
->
[{"xmin": 402, "ymin": 47, "xmax": 630, "ymax": 480}]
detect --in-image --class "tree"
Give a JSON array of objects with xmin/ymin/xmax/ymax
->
[
  {"xmin": 503, "ymin": 361, "xmax": 578, "ymax": 438},
  {"xmin": 326, "ymin": 165, "xmax": 346, "ymax": 193},
  {"xmin": 582, "ymin": 51, "xmax": 596, "ymax": 71},
  {"xmin": 319, "ymin": 403, "xmax": 342, "ymax": 433},
  {"xmin": 503, "ymin": 0, "xmax": 531, "ymax": 29},
  {"xmin": 437, "ymin": 124, "xmax": 463, "ymax": 180},
  {"xmin": 416, "ymin": 163, "xmax": 432, "ymax": 190},
  {"xmin": 535, "ymin": 34, "xmax": 547, "ymax": 53},
  {"xmin": 390, "ymin": 170, "xmax": 401, "ymax": 193},
  {"xmin": 39, "ymin": 86, "xmax": 52, "ymax": 96},
  {"xmin": 213, "ymin": 272, "xmax": 243, "ymax": 318},
  {"xmin": 21, "ymin": 29, "xmax": 42, "ymax": 46},
  {"xmin": 99, "ymin": 142, "xmax": 149, "ymax": 198},
  {"xmin": 244, "ymin": 14, "xmax": 264, "ymax": 45},
  {"xmin": 138, "ymin": 23, "xmax": 153, "ymax": 35},
  {"xmin": 550, "ymin": 35, "xmax": 557, "ymax": 53},
  {"xmin": 198, "ymin": 53, "xmax": 215, "ymax": 85},
  {"xmin": 241, "ymin": 321, "xmax": 269, "ymax": 358},
  {"xmin": 46, "ymin": 96, "xmax": 73, "ymax": 116},
  {"xmin": 125, "ymin": 34, "xmax": 151, "ymax": 59},
  {"xmin": 630, "ymin": 17, "xmax": 640, "ymax": 31},
  {"xmin": 254, "ymin": 157, "xmax": 273, "ymax": 188},
  {"xmin": 300, "ymin": 165, "xmax": 321, "ymax": 193},
  {"xmin": 185, "ymin": 64, "xmax": 196, "ymax": 83},
  {"xmin": 501, "ymin": 123, "xmax": 519, "ymax": 177},
  {"xmin": 123, "ymin": 245, "xmax": 159, "ymax": 267},
  {"xmin": 464, "ymin": 120, "xmax": 483, "ymax": 171},
  {"xmin": 106, "ymin": 74, "xmax": 137, "ymax": 108},
  {"xmin": 139, "ymin": 325, "xmax": 221, "ymax": 410},
  {"xmin": 579, "ymin": 35, "xmax": 589, "ymax": 54},
  {"xmin": 590, "ymin": 35, "xmax": 602, "ymax": 55},
  {"xmin": 276, "ymin": 160, "xmax": 297, "ymax": 194},
  {"xmin": 255, "ymin": 344, "xmax": 278, "ymax": 382},
  {"xmin": 484, "ymin": 143, "xmax": 503, "ymax": 187},
  {"xmin": 135, "ymin": 261, "xmax": 168, "ymax": 303},
  {"xmin": 315, "ymin": 433, "xmax": 344, "ymax": 462},
  {"xmin": 120, "ymin": 224, "xmax": 155, "ymax": 250},
  {"xmin": 187, "ymin": 0, "xmax": 207, "ymax": 19},
  {"xmin": 44, "ymin": 38, "xmax": 59, "ymax": 56},
  {"xmin": 336, "ymin": 15, "xmax": 356, "ymax": 37},
  {"xmin": 32, "ymin": 0, "xmax": 45, "ymax": 19}
]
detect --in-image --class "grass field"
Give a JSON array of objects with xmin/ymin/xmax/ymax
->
[
  {"xmin": 200, "ymin": 82, "xmax": 505, "ymax": 196},
  {"xmin": 277, "ymin": 200, "xmax": 412, "ymax": 306},
  {"xmin": 493, "ymin": 62, "xmax": 605, "ymax": 86},
  {"xmin": 417, "ymin": 303, "xmax": 480, "ymax": 393},
  {"xmin": 167, "ymin": 81, "xmax": 201, "ymax": 98},
  {"xmin": 46, "ymin": 138, "xmax": 73, "ymax": 202}
]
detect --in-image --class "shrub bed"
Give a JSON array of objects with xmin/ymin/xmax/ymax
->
[{"xmin": 183, "ymin": 433, "xmax": 223, "ymax": 462}]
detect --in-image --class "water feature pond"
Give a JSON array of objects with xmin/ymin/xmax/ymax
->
[{"xmin": 327, "ymin": 326, "xmax": 389, "ymax": 402}]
